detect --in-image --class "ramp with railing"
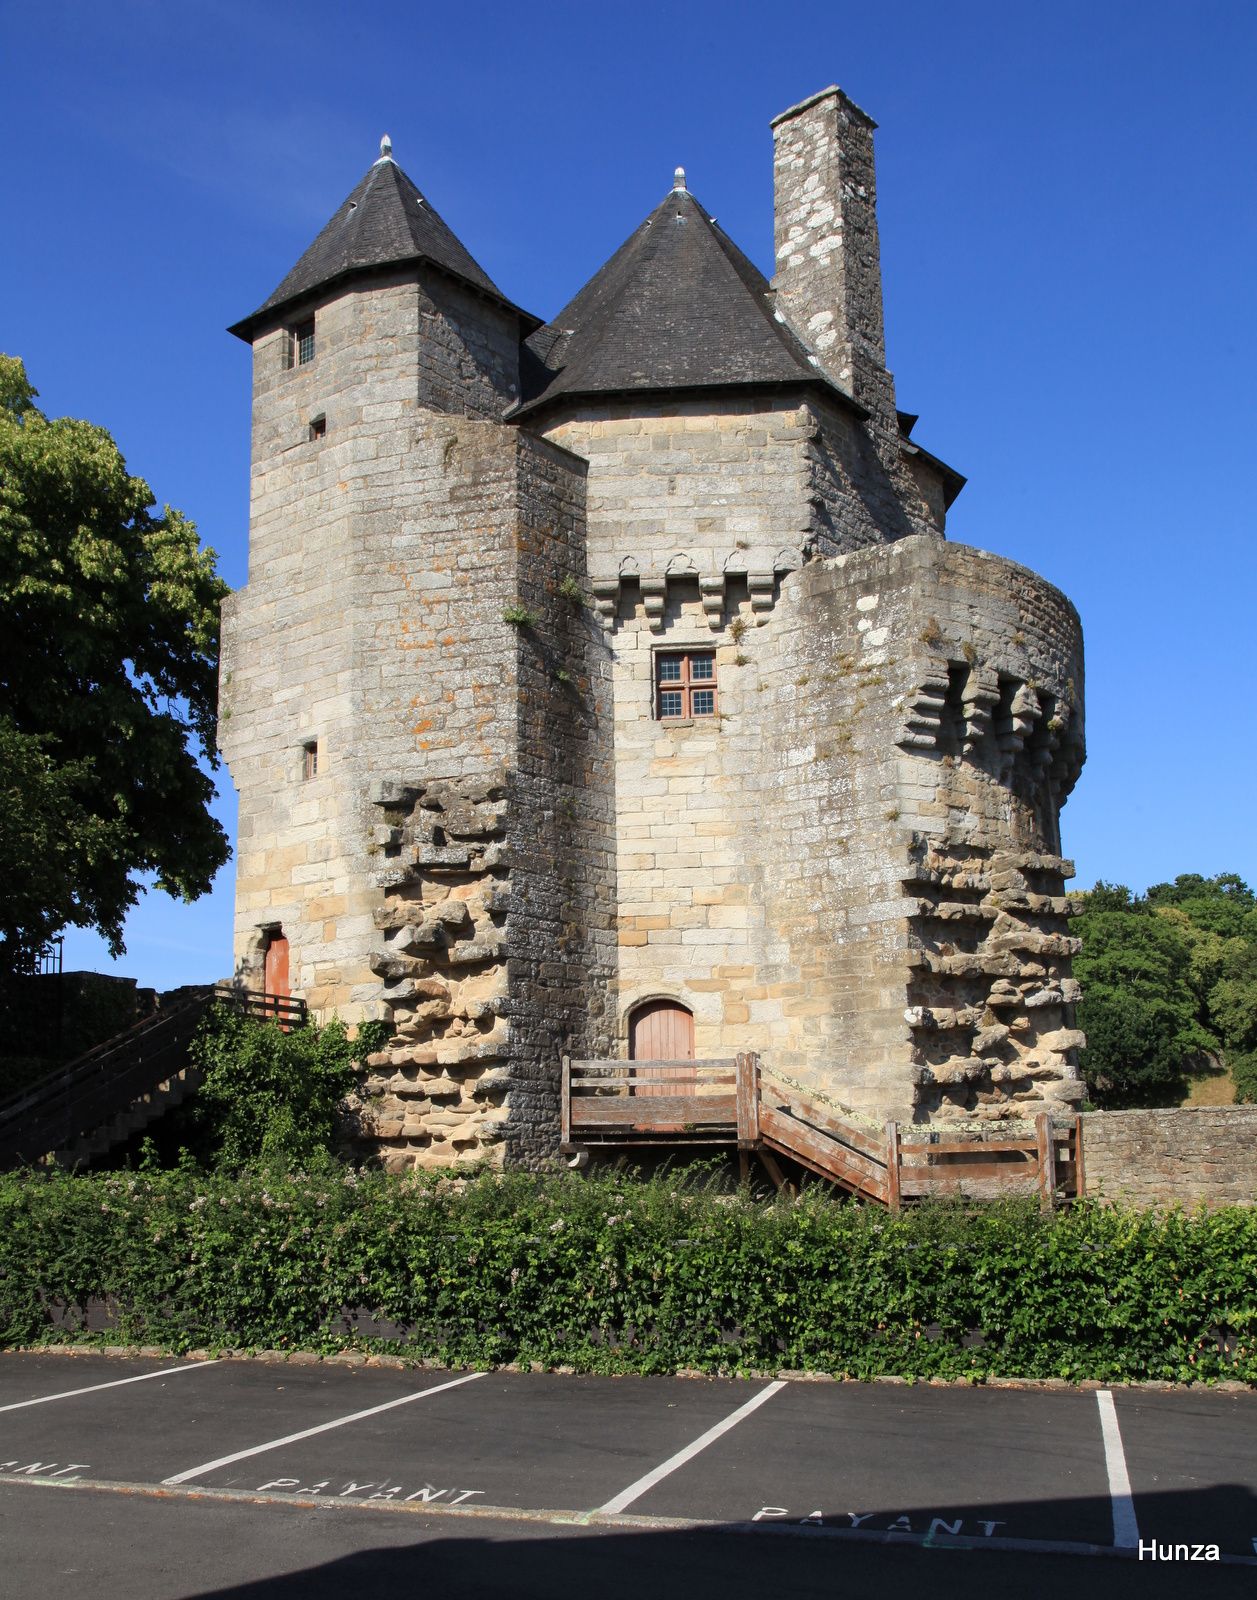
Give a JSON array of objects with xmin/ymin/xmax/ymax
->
[
  {"xmin": 0, "ymin": 985, "xmax": 305, "ymax": 1170},
  {"xmin": 562, "ymin": 1053, "xmax": 1081, "ymax": 1210}
]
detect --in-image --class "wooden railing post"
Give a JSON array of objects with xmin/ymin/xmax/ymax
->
[
  {"xmin": 1035, "ymin": 1112, "xmax": 1056, "ymax": 1214},
  {"xmin": 885, "ymin": 1121, "xmax": 901, "ymax": 1213},
  {"xmin": 1073, "ymin": 1112, "xmax": 1085, "ymax": 1199},
  {"xmin": 736, "ymin": 1052, "xmax": 760, "ymax": 1148},
  {"xmin": 560, "ymin": 1055, "xmax": 571, "ymax": 1148}
]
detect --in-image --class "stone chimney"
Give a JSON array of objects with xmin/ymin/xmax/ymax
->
[{"xmin": 771, "ymin": 86, "xmax": 896, "ymax": 433}]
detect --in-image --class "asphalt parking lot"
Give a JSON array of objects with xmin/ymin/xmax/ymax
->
[{"xmin": 1, "ymin": 1351, "xmax": 1253, "ymax": 1597}]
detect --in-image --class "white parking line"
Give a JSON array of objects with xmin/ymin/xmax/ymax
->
[
  {"xmin": 598, "ymin": 1381, "xmax": 787, "ymax": 1515},
  {"xmin": 1096, "ymin": 1390, "xmax": 1140, "ymax": 1549},
  {"xmin": 162, "ymin": 1370, "xmax": 485, "ymax": 1486},
  {"xmin": 0, "ymin": 1361, "xmax": 219, "ymax": 1413}
]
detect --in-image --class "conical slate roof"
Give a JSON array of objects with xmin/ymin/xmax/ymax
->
[
  {"xmin": 515, "ymin": 179, "xmax": 855, "ymax": 417},
  {"xmin": 230, "ymin": 144, "xmax": 528, "ymax": 340}
]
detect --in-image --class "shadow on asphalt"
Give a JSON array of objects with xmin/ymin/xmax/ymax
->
[{"xmin": 177, "ymin": 1487, "xmax": 1257, "ymax": 1600}]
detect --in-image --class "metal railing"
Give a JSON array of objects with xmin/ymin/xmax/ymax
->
[{"xmin": 7, "ymin": 937, "xmax": 63, "ymax": 977}]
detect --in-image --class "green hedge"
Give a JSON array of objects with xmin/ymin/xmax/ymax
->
[{"xmin": 1, "ymin": 1166, "xmax": 1253, "ymax": 1382}]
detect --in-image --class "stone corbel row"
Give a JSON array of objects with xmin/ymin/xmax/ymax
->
[
  {"xmin": 590, "ymin": 548, "xmax": 803, "ymax": 632},
  {"xmin": 896, "ymin": 656, "xmax": 1083, "ymax": 797},
  {"xmin": 899, "ymin": 666, "xmax": 951, "ymax": 749}
]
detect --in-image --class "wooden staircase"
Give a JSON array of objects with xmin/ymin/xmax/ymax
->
[
  {"xmin": 562, "ymin": 1054, "xmax": 1080, "ymax": 1210},
  {"xmin": 0, "ymin": 985, "xmax": 306, "ymax": 1171}
]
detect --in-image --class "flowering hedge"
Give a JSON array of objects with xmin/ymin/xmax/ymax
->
[{"xmin": 0, "ymin": 1165, "xmax": 1252, "ymax": 1382}]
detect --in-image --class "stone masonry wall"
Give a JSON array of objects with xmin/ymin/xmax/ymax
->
[
  {"xmin": 1080, "ymin": 1108, "xmax": 1257, "ymax": 1209},
  {"xmin": 541, "ymin": 396, "xmax": 812, "ymax": 625},
  {"xmin": 540, "ymin": 393, "xmax": 940, "ymax": 643},
  {"xmin": 362, "ymin": 772, "xmax": 513, "ymax": 1166},
  {"xmin": 770, "ymin": 88, "xmax": 897, "ymax": 442},
  {"xmin": 416, "ymin": 273, "xmax": 521, "ymax": 419},
  {"xmin": 221, "ymin": 279, "xmax": 421, "ymax": 1017},
  {"xmin": 770, "ymin": 91, "xmax": 949, "ymax": 547},
  {"xmin": 606, "ymin": 579, "xmax": 774, "ymax": 1062},
  {"xmin": 501, "ymin": 431, "xmax": 617, "ymax": 1163},
  {"xmin": 224, "ymin": 268, "xmax": 615, "ymax": 1170},
  {"xmin": 573, "ymin": 521, "xmax": 1083, "ymax": 1129},
  {"xmin": 873, "ymin": 539, "xmax": 1087, "ymax": 1123},
  {"xmin": 224, "ymin": 276, "xmax": 556, "ymax": 1028},
  {"xmin": 805, "ymin": 396, "xmax": 941, "ymax": 555},
  {"xmin": 696, "ymin": 534, "xmax": 1081, "ymax": 1124},
  {"xmin": 328, "ymin": 430, "xmax": 613, "ymax": 1172}
]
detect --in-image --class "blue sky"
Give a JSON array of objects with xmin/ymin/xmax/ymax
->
[{"xmin": 5, "ymin": 0, "xmax": 1255, "ymax": 990}]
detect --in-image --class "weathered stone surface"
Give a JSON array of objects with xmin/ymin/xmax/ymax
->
[
  {"xmin": 219, "ymin": 88, "xmax": 1095, "ymax": 1171},
  {"xmin": 1081, "ymin": 1108, "xmax": 1257, "ymax": 1208}
]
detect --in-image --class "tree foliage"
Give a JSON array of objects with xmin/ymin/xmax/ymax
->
[
  {"xmin": 1074, "ymin": 874, "xmax": 1257, "ymax": 1108},
  {"xmin": 0, "ymin": 357, "xmax": 230, "ymax": 970},
  {"xmin": 187, "ymin": 1010, "xmax": 382, "ymax": 1171}
]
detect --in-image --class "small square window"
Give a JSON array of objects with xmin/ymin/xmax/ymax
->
[
  {"xmin": 302, "ymin": 741, "xmax": 319, "ymax": 780},
  {"xmin": 309, "ymin": 414, "xmax": 326, "ymax": 442},
  {"xmin": 655, "ymin": 651, "xmax": 718, "ymax": 719}
]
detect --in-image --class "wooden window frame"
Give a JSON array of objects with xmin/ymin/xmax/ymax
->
[
  {"xmin": 284, "ymin": 317, "xmax": 316, "ymax": 370},
  {"xmin": 301, "ymin": 740, "xmax": 319, "ymax": 780},
  {"xmin": 655, "ymin": 649, "xmax": 718, "ymax": 721}
]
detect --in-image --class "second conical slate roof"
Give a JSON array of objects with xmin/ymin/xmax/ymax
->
[
  {"xmin": 515, "ymin": 182, "xmax": 852, "ymax": 416},
  {"xmin": 230, "ymin": 149, "xmax": 526, "ymax": 339}
]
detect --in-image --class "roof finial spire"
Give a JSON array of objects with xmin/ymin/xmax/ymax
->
[
  {"xmin": 378, "ymin": 133, "xmax": 394, "ymax": 163},
  {"xmin": 673, "ymin": 166, "xmax": 687, "ymax": 192}
]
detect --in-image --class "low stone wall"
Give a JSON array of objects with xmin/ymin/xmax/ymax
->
[{"xmin": 1080, "ymin": 1107, "xmax": 1257, "ymax": 1208}]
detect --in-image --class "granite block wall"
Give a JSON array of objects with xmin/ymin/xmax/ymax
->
[
  {"xmin": 1081, "ymin": 1108, "xmax": 1257, "ymax": 1208},
  {"xmin": 221, "ymin": 86, "xmax": 1095, "ymax": 1171},
  {"xmin": 499, "ymin": 431, "xmax": 617, "ymax": 1163},
  {"xmin": 749, "ymin": 535, "xmax": 1085, "ymax": 1124},
  {"xmin": 222, "ymin": 274, "xmax": 615, "ymax": 1170},
  {"xmin": 771, "ymin": 88, "xmax": 896, "ymax": 444},
  {"xmin": 541, "ymin": 396, "xmax": 813, "ymax": 630},
  {"xmin": 584, "ymin": 531, "xmax": 1083, "ymax": 1129}
]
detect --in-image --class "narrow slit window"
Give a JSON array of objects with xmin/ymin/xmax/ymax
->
[
  {"xmin": 655, "ymin": 651, "xmax": 718, "ymax": 719},
  {"xmin": 302, "ymin": 741, "xmax": 319, "ymax": 780},
  {"xmin": 309, "ymin": 414, "xmax": 326, "ymax": 442}
]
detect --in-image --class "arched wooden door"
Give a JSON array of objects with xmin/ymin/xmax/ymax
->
[
  {"xmin": 263, "ymin": 930, "xmax": 290, "ymax": 1000},
  {"xmin": 629, "ymin": 1000, "xmax": 694, "ymax": 1099}
]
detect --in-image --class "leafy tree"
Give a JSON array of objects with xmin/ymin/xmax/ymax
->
[
  {"xmin": 1074, "ymin": 888, "xmax": 1212, "ymax": 1107},
  {"xmin": 0, "ymin": 357, "xmax": 229, "ymax": 971},
  {"xmin": 1146, "ymin": 873, "xmax": 1257, "ymax": 942},
  {"xmin": 1234, "ymin": 1054, "xmax": 1257, "ymax": 1104},
  {"xmin": 188, "ymin": 1010, "xmax": 385, "ymax": 1170},
  {"xmin": 1074, "ymin": 874, "xmax": 1257, "ymax": 1108}
]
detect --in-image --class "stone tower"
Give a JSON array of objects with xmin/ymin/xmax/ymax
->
[
  {"xmin": 220, "ymin": 139, "xmax": 617, "ymax": 1166},
  {"xmin": 221, "ymin": 92, "xmax": 1086, "ymax": 1169}
]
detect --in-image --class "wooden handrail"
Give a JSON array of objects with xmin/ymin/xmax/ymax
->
[
  {"xmin": 0, "ymin": 985, "xmax": 307, "ymax": 1169},
  {"xmin": 558, "ymin": 1051, "xmax": 1081, "ymax": 1208},
  {"xmin": 735, "ymin": 1053, "xmax": 759, "ymax": 1148},
  {"xmin": 757, "ymin": 1075, "xmax": 886, "ymax": 1162}
]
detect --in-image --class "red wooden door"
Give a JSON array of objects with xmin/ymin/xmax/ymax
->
[
  {"xmin": 263, "ymin": 932, "xmax": 290, "ymax": 999},
  {"xmin": 629, "ymin": 1000, "xmax": 695, "ymax": 1097}
]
